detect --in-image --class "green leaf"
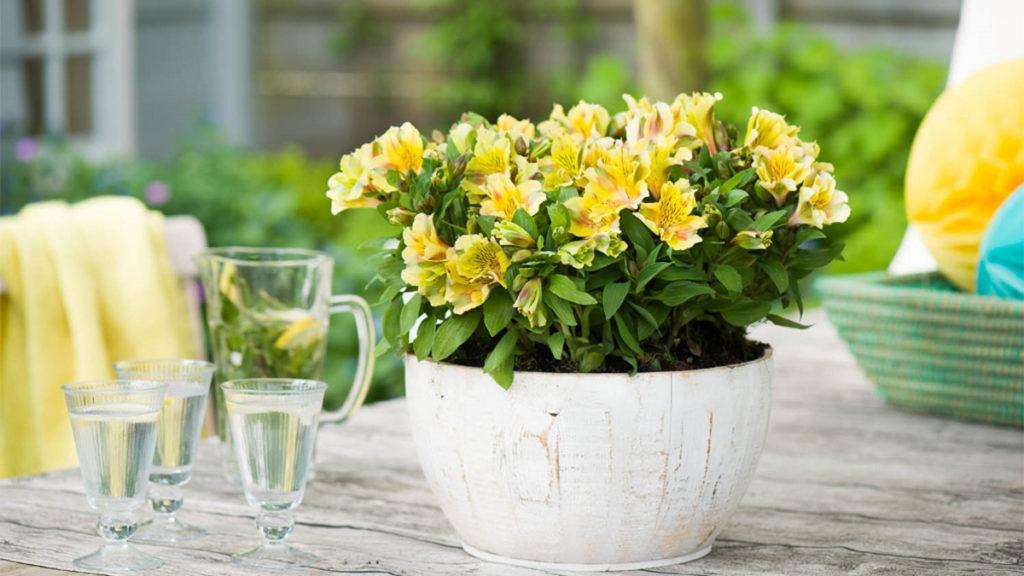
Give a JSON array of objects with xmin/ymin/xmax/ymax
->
[
  {"xmin": 766, "ymin": 313, "xmax": 812, "ymax": 329},
  {"xmin": 621, "ymin": 210, "xmax": 655, "ymax": 254},
  {"xmin": 547, "ymin": 331, "xmax": 565, "ymax": 360},
  {"xmin": 627, "ymin": 301, "xmax": 659, "ymax": 331},
  {"xmin": 400, "ymin": 293, "xmax": 422, "ymax": 336},
  {"xmin": 602, "ymin": 282, "xmax": 630, "ymax": 320},
  {"xmin": 543, "ymin": 292, "xmax": 577, "ymax": 327},
  {"xmin": 726, "ymin": 209, "xmax": 754, "ymax": 231},
  {"xmin": 719, "ymin": 300, "xmax": 772, "ymax": 327},
  {"xmin": 413, "ymin": 316, "xmax": 436, "ymax": 360},
  {"xmin": 549, "ymin": 274, "xmax": 597, "ymax": 305},
  {"xmin": 651, "ymin": 282, "xmax": 716, "ymax": 306},
  {"xmin": 713, "ymin": 265, "xmax": 743, "ymax": 293},
  {"xmin": 432, "ymin": 311, "xmax": 482, "ymax": 361},
  {"xmin": 512, "ymin": 208, "xmax": 539, "ymax": 239},
  {"xmin": 659, "ymin": 266, "xmax": 705, "ymax": 282},
  {"xmin": 613, "ymin": 315, "xmax": 642, "ymax": 355},
  {"xmin": 382, "ymin": 297, "xmax": 403, "ymax": 343},
  {"xmin": 483, "ymin": 329, "xmax": 519, "ymax": 389},
  {"xmin": 722, "ymin": 188, "xmax": 749, "ymax": 207},
  {"xmin": 483, "ymin": 289, "xmax": 514, "ymax": 336},
  {"xmin": 795, "ymin": 227, "xmax": 826, "ymax": 246},
  {"xmin": 635, "ymin": 262, "xmax": 671, "ymax": 292},
  {"xmin": 578, "ymin": 349, "xmax": 605, "ymax": 372},
  {"xmin": 717, "ymin": 167, "xmax": 755, "ymax": 196},
  {"xmin": 476, "ymin": 215, "xmax": 496, "ymax": 235},
  {"xmin": 753, "ymin": 209, "xmax": 789, "ymax": 232},
  {"xmin": 760, "ymin": 260, "xmax": 789, "ymax": 292}
]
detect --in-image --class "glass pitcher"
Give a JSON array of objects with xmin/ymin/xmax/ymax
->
[{"xmin": 196, "ymin": 247, "xmax": 374, "ymax": 481}]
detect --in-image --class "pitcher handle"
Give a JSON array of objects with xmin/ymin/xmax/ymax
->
[{"xmin": 323, "ymin": 294, "xmax": 375, "ymax": 424}]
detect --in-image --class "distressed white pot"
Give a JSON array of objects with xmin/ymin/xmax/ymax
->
[{"xmin": 405, "ymin": 349, "xmax": 773, "ymax": 571}]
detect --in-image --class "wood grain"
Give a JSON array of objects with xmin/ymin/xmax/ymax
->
[{"xmin": 1, "ymin": 312, "xmax": 1021, "ymax": 575}]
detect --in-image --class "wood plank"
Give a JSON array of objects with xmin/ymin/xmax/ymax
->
[{"xmin": 0, "ymin": 313, "xmax": 1021, "ymax": 574}]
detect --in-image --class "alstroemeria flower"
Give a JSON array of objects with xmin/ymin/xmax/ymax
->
[
  {"xmin": 514, "ymin": 277, "xmax": 546, "ymax": 328},
  {"xmin": 326, "ymin": 142, "xmax": 396, "ymax": 214},
  {"xmin": 539, "ymin": 101, "xmax": 611, "ymax": 140},
  {"xmin": 461, "ymin": 128, "xmax": 512, "ymax": 202},
  {"xmin": 644, "ymin": 136, "xmax": 692, "ymax": 198},
  {"xmin": 744, "ymin": 107, "xmax": 799, "ymax": 151},
  {"xmin": 378, "ymin": 122, "xmax": 424, "ymax": 174},
  {"xmin": 673, "ymin": 92, "xmax": 722, "ymax": 152},
  {"xmin": 564, "ymin": 195, "xmax": 622, "ymax": 238},
  {"xmin": 445, "ymin": 234, "xmax": 510, "ymax": 314},
  {"xmin": 636, "ymin": 180, "xmax": 707, "ymax": 251},
  {"xmin": 495, "ymin": 114, "xmax": 536, "ymax": 141},
  {"xmin": 581, "ymin": 144, "xmax": 651, "ymax": 218},
  {"xmin": 479, "ymin": 173, "xmax": 546, "ymax": 220},
  {"xmin": 625, "ymin": 99, "xmax": 697, "ymax": 144},
  {"xmin": 790, "ymin": 172, "xmax": 851, "ymax": 229},
  {"xmin": 733, "ymin": 228, "xmax": 773, "ymax": 250},
  {"xmin": 401, "ymin": 214, "xmax": 450, "ymax": 306},
  {"xmin": 540, "ymin": 133, "xmax": 584, "ymax": 189},
  {"xmin": 754, "ymin": 145, "xmax": 814, "ymax": 206}
]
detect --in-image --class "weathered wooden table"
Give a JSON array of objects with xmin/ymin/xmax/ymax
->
[{"xmin": 1, "ymin": 314, "xmax": 1022, "ymax": 575}]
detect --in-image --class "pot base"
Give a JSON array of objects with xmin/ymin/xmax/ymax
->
[{"xmin": 461, "ymin": 542, "xmax": 714, "ymax": 572}]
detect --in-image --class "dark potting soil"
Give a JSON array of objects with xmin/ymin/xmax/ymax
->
[{"xmin": 446, "ymin": 321, "xmax": 769, "ymax": 374}]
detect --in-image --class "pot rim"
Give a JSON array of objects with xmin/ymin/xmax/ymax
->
[{"xmin": 406, "ymin": 345, "xmax": 772, "ymax": 380}]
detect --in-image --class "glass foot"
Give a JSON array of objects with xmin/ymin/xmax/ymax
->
[
  {"xmin": 73, "ymin": 542, "xmax": 162, "ymax": 573},
  {"xmin": 233, "ymin": 543, "xmax": 319, "ymax": 569},
  {"xmin": 133, "ymin": 517, "xmax": 207, "ymax": 543}
]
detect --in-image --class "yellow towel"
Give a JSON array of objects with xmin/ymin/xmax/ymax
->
[{"xmin": 0, "ymin": 196, "xmax": 197, "ymax": 478}]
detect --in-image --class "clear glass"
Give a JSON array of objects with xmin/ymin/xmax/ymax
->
[
  {"xmin": 222, "ymin": 378, "xmax": 326, "ymax": 568},
  {"xmin": 113, "ymin": 359, "xmax": 214, "ymax": 543},
  {"xmin": 63, "ymin": 380, "xmax": 167, "ymax": 573},
  {"xmin": 196, "ymin": 247, "xmax": 375, "ymax": 482}
]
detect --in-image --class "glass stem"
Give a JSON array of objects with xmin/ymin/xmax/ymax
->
[
  {"xmin": 149, "ymin": 483, "xmax": 183, "ymax": 522},
  {"xmin": 97, "ymin": 512, "xmax": 136, "ymax": 546},
  {"xmin": 256, "ymin": 510, "xmax": 294, "ymax": 546}
]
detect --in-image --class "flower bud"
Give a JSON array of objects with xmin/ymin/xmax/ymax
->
[
  {"xmin": 716, "ymin": 221, "xmax": 730, "ymax": 239},
  {"xmin": 511, "ymin": 249, "xmax": 533, "ymax": 263},
  {"xmin": 493, "ymin": 220, "xmax": 536, "ymax": 248},
  {"xmin": 514, "ymin": 136, "xmax": 528, "ymax": 157},
  {"xmin": 514, "ymin": 277, "xmax": 547, "ymax": 328},
  {"xmin": 733, "ymin": 228, "xmax": 773, "ymax": 250},
  {"xmin": 451, "ymin": 154, "xmax": 469, "ymax": 179},
  {"xmin": 557, "ymin": 239, "xmax": 596, "ymax": 270},
  {"xmin": 386, "ymin": 207, "xmax": 415, "ymax": 227}
]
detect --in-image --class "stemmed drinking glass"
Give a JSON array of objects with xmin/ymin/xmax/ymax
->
[
  {"xmin": 222, "ymin": 378, "xmax": 326, "ymax": 568},
  {"xmin": 113, "ymin": 359, "xmax": 214, "ymax": 542},
  {"xmin": 63, "ymin": 380, "xmax": 167, "ymax": 573}
]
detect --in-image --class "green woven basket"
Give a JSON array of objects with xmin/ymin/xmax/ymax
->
[{"xmin": 816, "ymin": 272, "xmax": 1024, "ymax": 427}]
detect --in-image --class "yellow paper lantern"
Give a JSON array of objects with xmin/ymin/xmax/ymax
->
[{"xmin": 905, "ymin": 59, "xmax": 1024, "ymax": 292}]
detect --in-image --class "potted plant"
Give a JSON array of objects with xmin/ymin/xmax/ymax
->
[{"xmin": 326, "ymin": 93, "xmax": 848, "ymax": 570}]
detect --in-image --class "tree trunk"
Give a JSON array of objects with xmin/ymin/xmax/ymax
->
[{"xmin": 634, "ymin": 0, "xmax": 707, "ymax": 100}]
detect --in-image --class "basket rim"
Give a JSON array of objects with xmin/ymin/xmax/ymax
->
[{"xmin": 816, "ymin": 271, "xmax": 1024, "ymax": 316}]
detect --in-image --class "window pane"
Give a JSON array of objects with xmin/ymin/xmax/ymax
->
[
  {"xmin": 63, "ymin": 0, "xmax": 90, "ymax": 32},
  {"xmin": 66, "ymin": 55, "xmax": 92, "ymax": 134},
  {"xmin": 23, "ymin": 56, "xmax": 44, "ymax": 134},
  {"xmin": 22, "ymin": 0, "xmax": 43, "ymax": 34}
]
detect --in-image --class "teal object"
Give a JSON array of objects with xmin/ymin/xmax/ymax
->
[{"xmin": 977, "ymin": 184, "xmax": 1024, "ymax": 300}]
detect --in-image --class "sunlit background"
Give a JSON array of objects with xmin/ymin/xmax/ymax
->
[{"xmin": 0, "ymin": 0, "xmax": 955, "ymax": 402}]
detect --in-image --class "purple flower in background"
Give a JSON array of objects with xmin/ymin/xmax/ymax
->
[
  {"xmin": 15, "ymin": 138, "xmax": 38, "ymax": 162},
  {"xmin": 145, "ymin": 180, "xmax": 171, "ymax": 206}
]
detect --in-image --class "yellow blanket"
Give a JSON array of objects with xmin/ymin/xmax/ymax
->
[{"xmin": 0, "ymin": 197, "xmax": 197, "ymax": 478}]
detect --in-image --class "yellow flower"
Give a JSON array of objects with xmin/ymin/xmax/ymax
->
[
  {"xmin": 564, "ymin": 195, "xmax": 622, "ymax": 238},
  {"xmin": 540, "ymin": 133, "xmax": 584, "ymax": 189},
  {"xmin": 326, "ymin": 143, "xmax": 395, "ymax": 214},
  {"xmin": 479, "ymin": 173, "xmax": 546, "ymax": 220},
  {"xmin": 581, "ymin": 144, "xmax": 651, "ymax": 217},
  {"xmin": 790, "ymin": 172, "xmax": 851, "ymax": 229},
  {"xmin": 445, "ymin": 234, "xmax": 510, "ymax": 314},
  {"xmin": 495, "ymin": 114, "xmax": 536, "ymax": 141},
  {"xmin": 636, "ymin": 180, "xmax": 707, "ymax": 251},
  {"xmin": 513, "ymin": 277, "xmax": 546, "ymax": 328},
  {"xmin": 744, "ymin": 107, "xmax": 799, "ymax": 151},
  {"xmin": 540, "ymin": 101, "xmax": 611, "ymax": 139},
  {"xmin": 378, "ymin": 122, "xmax": 424, "ymax": 174},
  {"xmin": 401, "ymin": 214, "xmax": 450, "ymax": 306},
  {"xmin": 492, "ymin": 220, "xmax": 536, "ymax": 248},
  {"xmin": 462, "ymin": 128, "xmax": 512, "ymax": 202},
  {"xmin": 448, "ymin": 122, "xmax": 474, "ymax": 154},
  {"xmin": 625, "ymin": 99, "xmax": 697, "ymax": 144},
  {"xmin": 645, "ymin": 137, "xmax": 692, "ymax": 198},
  {"xmin": 754, "ymin": 145, "xmax": 814, "ymax": 206},
  {"xmin": 673, "ymin": 92, "xmax": 723, "ymax": 152}
]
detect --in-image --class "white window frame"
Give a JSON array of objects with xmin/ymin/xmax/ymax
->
[{"xmin": 0, "ymin": 0, "xmax": 135, "ymax": 157}]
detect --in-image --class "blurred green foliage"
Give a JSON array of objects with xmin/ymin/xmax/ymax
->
[
  {"xmin": 708, "ymin": 2, "xmax": 946, "ymax": 272},
  {"xmin": 0, "ymin": 136, "xmax": 404, "ymax": 407}
]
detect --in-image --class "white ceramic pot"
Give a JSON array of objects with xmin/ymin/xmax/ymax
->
[{"xmin": 405, "ymin": 349, "xmax": 773, "ymax": 571}]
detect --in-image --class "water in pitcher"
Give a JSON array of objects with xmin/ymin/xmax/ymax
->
[
  {"xmin": 70, "ymin": 404, "xmax": 161, "ymax": 512},
  {"xmin": 227, "ymin": 397, "xmax": 320, "ymax": 510},
  {"xmin": 150, "ymin": 382, "xmax": 209, "ymax": 485}
]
